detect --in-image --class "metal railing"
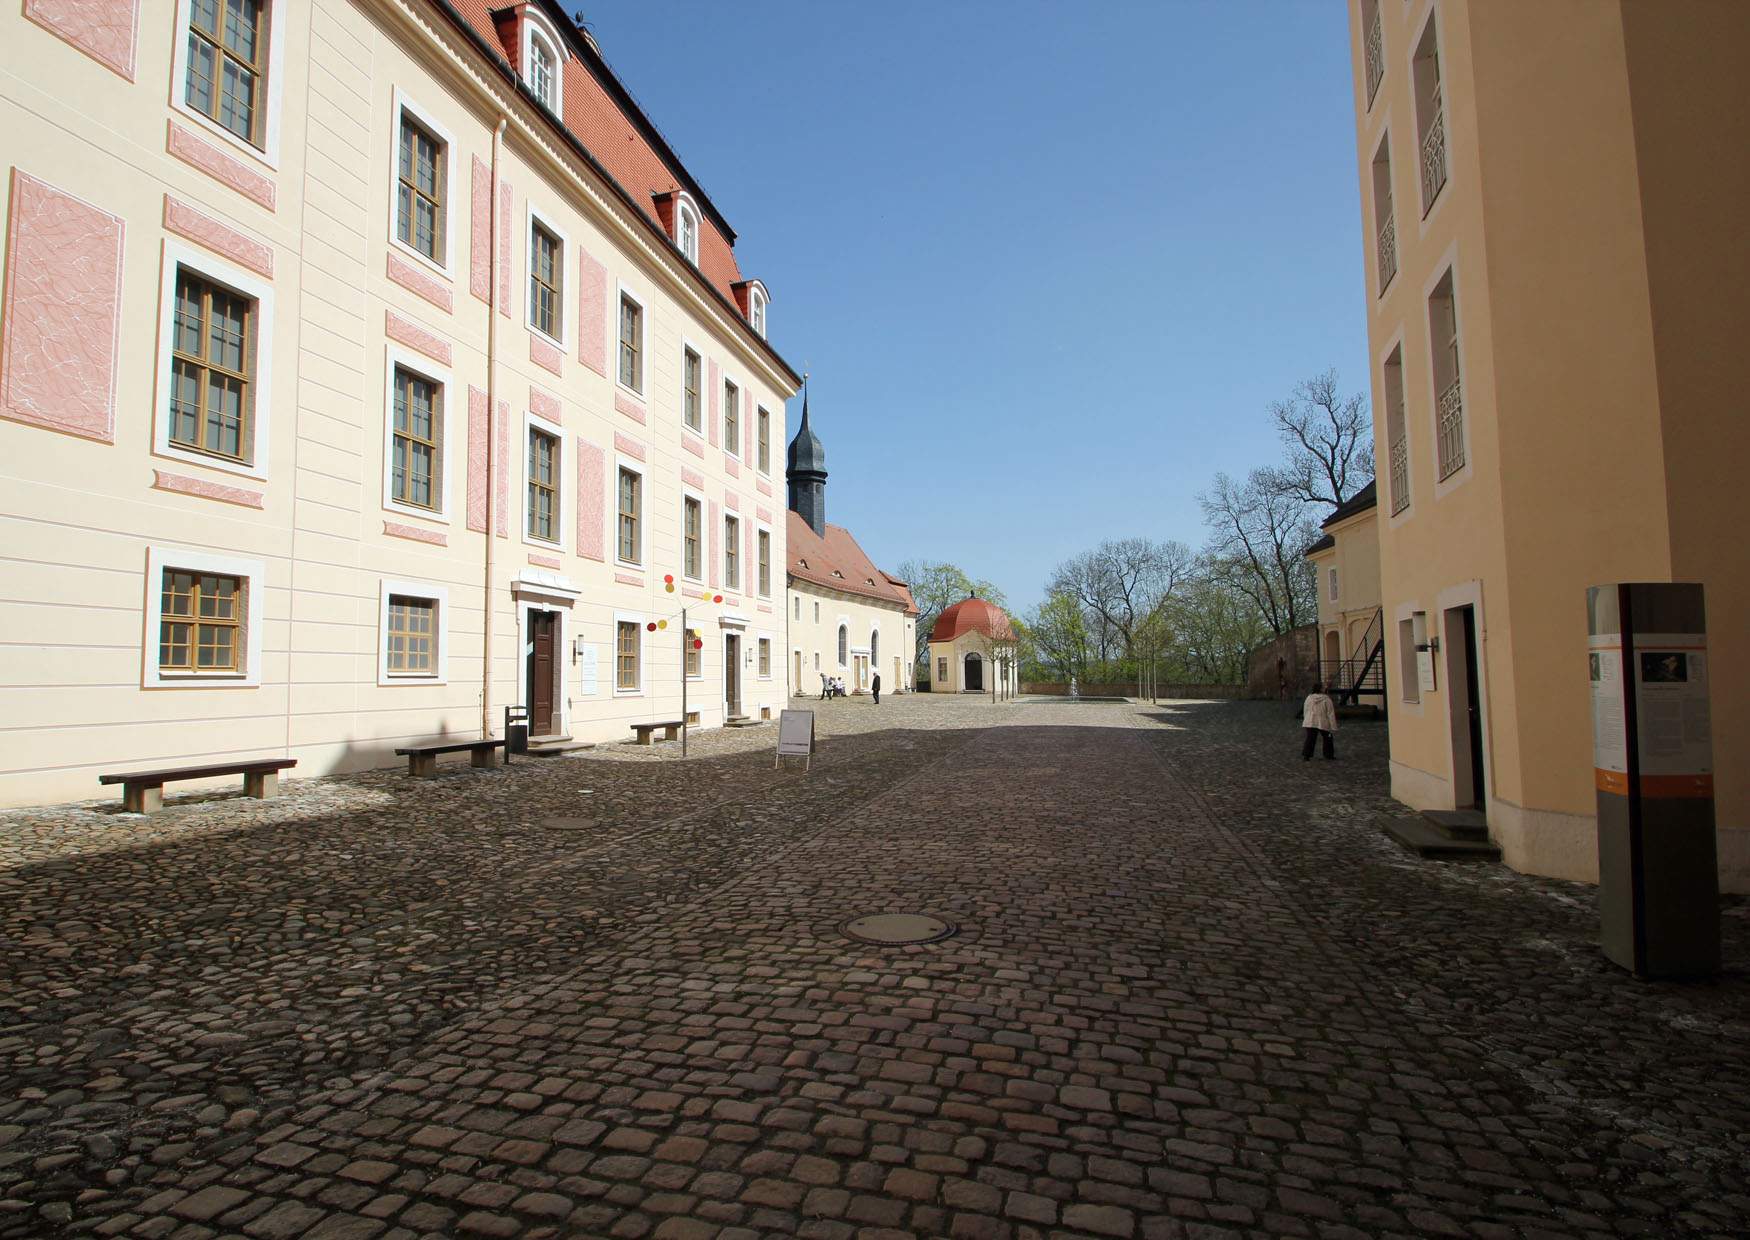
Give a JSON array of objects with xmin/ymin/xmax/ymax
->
[
  {"xmin": 1436, "ymin": 378, "xmax": 1465, "ymax": 479},
  {"xmin": 1365, "ymin": 10, "xmax": 1385, "ymax": 106},
  {"xmin": 1321, "ymin": 657, "xmax": 1383, "ymax": 697},
  {"xmin": 1377, "ymin": 212, "xmax": 1397, "ymax": 293},
  {"xmin": 1420, "ymin": 102, "xmax": 1448, "ymax": 209},
  {"xmin": 1388, "ymin": 434, "xmax": 1410, "ymax": 514}
]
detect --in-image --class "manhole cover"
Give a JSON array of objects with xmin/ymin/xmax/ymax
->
[{"xmin": 840, "ymin": 913, "xmax": 957, "ymax": 946}]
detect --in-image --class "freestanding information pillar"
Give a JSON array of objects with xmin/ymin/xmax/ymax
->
[{"xmin": 1586, "ymin": 583, "xmax": 1719, "ymax": 978}]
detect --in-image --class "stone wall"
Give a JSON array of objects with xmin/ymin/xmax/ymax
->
[
  {"xmin": 1246, "ymin": 625, "xmax": 1319, "ymax": 700},
  {"xmin": 1020, "ymin": 682, "xmax": 1243, "ymax": 700}
]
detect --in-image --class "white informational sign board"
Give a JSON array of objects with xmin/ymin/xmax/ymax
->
[
  {"xmin": 579, "ymin": 644, "xmax": 599, "ymax": 696},
  {"xmin": 1416, "ymin": 649, "xmax": 1437, "ymax": 694},
  {"xmin": 1588, "ymin": 634, "xmax": 1627, "ymax": 777},
  {"xmin": 775, "ymin": 709, "xmax": 815, "ymax": 769},
  {"xmin": 1632, "ymin": 633, "xmax": 1712, "ymax": 778}
]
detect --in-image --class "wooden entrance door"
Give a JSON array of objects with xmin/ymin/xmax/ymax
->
[
  {"xmin": 724, "ymin": 634, "xmax": 741, "ymax": 717},
  {"xmin": 529, "ymin": 611, "xmax": 557, "ymax": 735}
]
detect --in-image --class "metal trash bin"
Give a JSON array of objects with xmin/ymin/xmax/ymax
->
[{"xmin": 504, "ymin": 705, "xmax": 529, "ymax": 760}]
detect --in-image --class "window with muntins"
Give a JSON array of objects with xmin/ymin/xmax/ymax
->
[
  {"xmin": 528, "ymin": 428, "xmax": 558, "ymax": 541},
  {"xmin": 837, "ymin": 625, "xmax": 847, "ymax": 666},
  {"xmin": 682, "ymin": 347, "xmax": 701, "ymax": 430},
  {"xmin": 159, "ymin": 569, "xmax": 243, "ymax": 673},
  {"xmin": 616, "ymin": 620, "xmax": 639, "ymax": 690},
  {"xmin": 757, "ymin": 408, "xmax": 770, "ymax": 473},
  {"xmin": 1384, "ymin": 346, "xmax": 1409, "ymax": 514},
  {"xmin": 757, "ymin": 530, "xmax": 771, "ymax": 597},
  {"xmin": 723, "ymin": 381, "xmax": 739, "ymax": 454},
  {"xmin": 391, "ymin": 366, "xmax": 439, "ymax": 510},
  {"xmin": 683, "ymin": 496, "xmax": 701, "ymax": 579},
  {"xmin": 618, "ymin": 467, "xmax": 641, "ymax": 564},
  {"xmin": 386, "ymin": 595, "xmax": 436, "ymax": 676},
  {"xmin": 618, "ymin": 295, "xmax": 642, "ymax": 391},
  {"xmin": 724, "ymin": 515, "xmax": 740, "ymax": 584},
  {"xmin": 169, "ymin": 269, "xmax": 253, "ymax": 464},
  {"xmin": 529, "ymin": 35, "xmax": 557, "ymax": 111},
  {"xmin": 530, "ymin": 223, "xmax": 562, "ymax": 340},
  {"xmin": 1329, "ymin": 568, "xmax": 1339, "ymax": 602},
  {"xmin": 758, "ymin": 638, "xmax": 771, "ymax": 677},
  {"xmin": 686, "ymin": 629, "xmax": 701, "ymax": 678},
  {"xmin": 1428, "ymin": 270, "xmax": 1464, "ymax": 480},
  {"xmin": 397, "ymin": 115, "xmax": 444, "ymax": 263},
  {"xmin": 185, "ymin": 0, "xmax": 267, "ymax": 146},
  {"xmin": 750, "ymin": 289, "xmax": 766, "ymax": 338},
  {"xmin": 677, "ymin": 202, "xmax": 698, "ymax": 263}
]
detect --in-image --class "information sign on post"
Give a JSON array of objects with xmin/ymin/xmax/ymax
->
[
  {"xmin": 775, "ymin": 709, "xmax": 816, "ymax": 771},
  {"xmin": 1587, "ymin": 582, "xmax": 1718, "ymax": 979}
]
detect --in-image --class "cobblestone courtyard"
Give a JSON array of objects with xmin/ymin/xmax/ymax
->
[{"xmin": 2, "ymin": 696, "xmax": 1747, "ymax": 1239}]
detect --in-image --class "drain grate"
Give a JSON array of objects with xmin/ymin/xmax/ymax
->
[{"xmin": 840, "ymin": 913, "xmax": 957, "ymax": 946}]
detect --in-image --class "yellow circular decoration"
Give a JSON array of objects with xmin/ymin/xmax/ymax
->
[{"xmin": 657, "ymin": 619, "xmax": 668, "ymax": 629}]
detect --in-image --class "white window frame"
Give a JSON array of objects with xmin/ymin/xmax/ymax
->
[
  {"xmin": 169, "ymin": 0, "xmax": 289, "ymax": 168},
  {"xmin": 673, "ymin": 192, "xmax": 701, "ymax": 264},
  {"xmin": 520, "ymin": 10, "xmax": 568, "ymax": 115},
  {"xmin": 836, "ymin": 621, "xmax": 849, "ymax": 669},
  {"xmin": 612, "ymin": 610, "xmax": 645, "ymax": 697},
  {"xmin": 722, "ymin": 374, "xmax": 741, "ymax": 459},
  {"xmin": 1328, "ymin": 567, "xmax": 1339, "ymax": 603},
  {"xmin": 152, "ymin": 239, "xmax": 275, "ymax": 482},
  {"xmin": 614, "ymin": 455, "xmax": 645, "ymax": 570},
  {"xmin": 679, "ymin": 338, "xmax": 704, "ymax": 436},
  {"xmin": 681, "ymin": 483, "xmax": 705, "ymax": 584},
  {"xmin": 522, "ymin": 409, "xmax": 566, "ymax": 552},
  {"xmin": 756, "ymin": 522, "xmax": 773, "ymax": 598},
  {"xmin": 793, "ymin": 595, "xmax": 800, "ymax": 621},
  {"xmin": 723, "ymin": 512, "xmax": 741, "ymax": 588},
  {"xmin": 749, "ymin": 286, "xmax": 767, "ymax": 338},
  {"xmin": 755, "ymin": 405, "xmax": 773, "ymax": 476},
  {"xmin": 381, "ymin": 344, "xmax": 454, "ymax": 522},
  {"xmin": 377, "ymin": 578, "xmax": 449, "ymax": 685},
  {"xmin": 616, "ymin": 279, "xmax": 646, "ymax": 398},
  {"xmin": 1422, "ymin": 243, "xmax": 1473, "ymax": 499},
  {"xmin": 143, "ymin": 545, "xmax": 267, "ymax": 688},
  {"xmin": 525, "ymin": 202, "xmax": 568, "ymax": 350},
  {"xmin": 757, "ymin": 635, "xmax": 773, "ymax": 681},
  {"xmin": 387, "ymin": 88, "xmax": 457, "ymax": 277}
]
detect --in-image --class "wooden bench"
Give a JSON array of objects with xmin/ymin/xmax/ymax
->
[
  {"xmin": 394, "ymin": 739, "xmax": 505, "ymax": 777},
  {"xmin": 629, "ymin": 720, "xmax": 684, "ymax": 746},
  {"xmin": 99, "ymin": 758, "xmax": 297, "ymax": 814}
]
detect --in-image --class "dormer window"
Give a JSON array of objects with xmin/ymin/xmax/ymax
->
[
  {"xmin": 676, "ymin": 199, "xmax": 699, "ymax": 264},
  {"xmin": 518, "ymin": 10, "xmax": 567, "ymax": 116},
  {"xmin": 749, "ymin": 287, "xmax": 767, "ymax": 337}
]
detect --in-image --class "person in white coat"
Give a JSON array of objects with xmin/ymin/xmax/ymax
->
[{"xmin": 1301, "ymin": 683, "xmax": 1338, "ymax": 761}]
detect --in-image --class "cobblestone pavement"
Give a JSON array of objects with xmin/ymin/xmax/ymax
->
[{"xmin": 1, "ymin": 696, "xmax": 1746, "ymax": 1238}]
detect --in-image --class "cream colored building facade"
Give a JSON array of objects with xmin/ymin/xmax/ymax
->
[
  {"xmin": 0, "ymin": 0, "xmax": 798, "ymax": 807},
  {"xmin": 1305, "ymin": 481, "xmax": 1382, "ymax": 689},
  {"xmin": 1348, "ymin": 0, "xmax": 1748, "ymax": 888},
  {"xmin": 926, "ymin": 597, "xmax": 1020, "ymax": 698}
]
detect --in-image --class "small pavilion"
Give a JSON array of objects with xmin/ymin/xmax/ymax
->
[{"xmin": 926, "ymin": 594, "xmax": 1020, "ymax": 697}]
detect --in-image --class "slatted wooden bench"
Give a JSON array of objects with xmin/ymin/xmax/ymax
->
[
  {"xmin": 629, "ymin": 720, "xmax": 684, "ymax": 745},
  {"xmin": 394, "ymin": 739, "xmax": 505, "ymax": 777},
  {"xmin": 99, "ymin": 758, "xmax": 297, "ymax": 814}
]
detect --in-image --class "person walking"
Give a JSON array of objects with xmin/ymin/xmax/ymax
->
[
  {"xmin": 1301, "ymin": 682, "xmax": 1338, "ymax": 760},
  {"xmin": 871, "ymin": 671, "xmax": 882, "ymax": 705}
]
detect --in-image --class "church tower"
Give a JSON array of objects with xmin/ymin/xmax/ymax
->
[{"xmin": 786, "ymin": 389, "xmax": 828, "ymax": 537}]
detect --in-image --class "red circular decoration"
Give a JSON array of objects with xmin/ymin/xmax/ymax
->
[
  {"xmin": 693, "ymin": 639, "xmax": 703, "ymax": 650},
  {"xmin": 713, "ymin": 594, "xmax": 723, "ymax": 604},
  {"xmin": 646, "ymin": 622, "xmax": 657, "ymax": 632},
  {"xmin": 664, "ymin": 574, "xmax": 674, "ymax": 584}
]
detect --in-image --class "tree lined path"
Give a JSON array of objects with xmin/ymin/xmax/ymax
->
[{"xmin": 1, "ymin": 697, "xmax": 1745, "ymax": 1237}]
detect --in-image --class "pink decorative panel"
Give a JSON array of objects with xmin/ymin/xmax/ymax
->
[
  {"xmin": 681, "ymin": 433, "xmax": 704, "ymax": 459},
  {"xmin": 707, "ymin": 359, "xmax": 720, "ymax": 448},
  {"xmin": 24, "ymin": 0, "xmax": 138, "ymax": 81},
  {"xmin": 708, "ymin": 500, "xmax": 720, "ymax": 589},
  {"xmin": 724, "ymin": 491, "xmax": 739, "ymax": 512},
  {"xmin": 495, "ymin": 401, "xmax": 510, "ymax": 537},
  {"xmin": 723, "ymin": 594, "xmax": 740, "ymax": 608},
  {"xmin": 757, "ymin": 603, "xmax": 773, "ymax": 614},
  {"xmin": 756, "ymin": 505, "xmax": 773, "ymax": 523},
  {"xmin": 469, "ymin": 157, "xmax": 491, "ymax": 303},
  {"xmin": 680, "ymin": 467, "xmax": 705, "ymax": 491},
  {"xmin": 614, "ymin": 572, "xmax": 643, "ymax": 587},
  {"xmin": 529, "ymin": 384, "xmax": 560, "ymax": 422},
  {"xmin": 163, "ymin": 195, "xmax": 271, "ymax": 277},
  {"xmin": 529, "ymin": 331, "xmax": 563, "ymax": 376},
  {"xmin": 466, "ymin": 386, "xmax": 488, "ymax": 532},
  {"xmin": 385, "ymin": 310, "xmax": 452, "ymax": 366},
  {"xmin": 0, "ymin": 171, "xmax": 124, "ymax": 443},
  {"xmin": 613, "ymin": 431, "xmax": 645, "ymax": 462},
  {"xmin": 756, "ymin": 477, "xmax": 773, "ymax": 498},
  {"xmin": 497, "ymin": 181, "xmax": 511, "ymax": 317},
  {"xmin": 386, "ymin": 253, "xmax": 453, "ymax": 312},
  {"xmin": 578, "ymin": 247, "xmax": 607, "ymax": 376},
  {"xmin": 384, "ymin": 521, "xmax": 446, "ymax": 546},
  {"xmin": 528, "ymin": 552, "xmax": 562, "ymax": 570},
  {"xmin": 167, "ymin": 121, "xmax": 275, "ymax": 210},
  {"xmin": 614, "ymin": 390, "xmax": 645, "ymax": 424},
  {"xmin": 151, "ymin": 469, "xmax": 263, "ymax": 508},
  {"xmin": 724, "ymin": 455, "xmax": 740, "ymax": 478},
  {"xmin": 576, "ymin": 437, "xmax": 605, "ymax": 561}
]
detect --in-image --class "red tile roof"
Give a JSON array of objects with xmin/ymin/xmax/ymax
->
[
  {"xmin": 928, "ymin": 596, "xmax": 1015, "ymax": 643},
  {"xmin": 788, "ymin": 512, "xmax": 917, "ymax": 615}
]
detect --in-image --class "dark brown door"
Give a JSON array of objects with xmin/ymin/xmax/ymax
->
[
  {"xmin": 724, "ymin": 635, "xmax": 741, "ymax": 717},
  {"xmin": 1461, "ymin": 607, "xmax": 1485, "ymax": 810},
  {"xmin": 529, "ymin": 611, "xmax": 557, "ymax": 735}
]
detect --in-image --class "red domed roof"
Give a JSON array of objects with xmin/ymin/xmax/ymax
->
[{"xmin": 929, "ymin": 595, "xmax": 1015, "ymax": 643}]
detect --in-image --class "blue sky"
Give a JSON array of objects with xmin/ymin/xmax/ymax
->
[{"xmin": 585, "ymin": 1, "xmax": 1369, "ymax": 612}]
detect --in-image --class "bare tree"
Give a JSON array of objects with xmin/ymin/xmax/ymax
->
[
  {"xmin": 1164, "ymin": 558, "xmax": 1271, "ymax": 683},
  {"xmin": 1262, "ymin": 369, "xmax": 1374, "ymax": 511},
  {"xmin": 1198, "ymin": 471, "xmax": 1320, "ymax": 638},
  {"xmin": 895, "ymin": 560, "xmax": 1007, "ymax": 663},
  {"xmin": 1046, "ymin": 538, "xmax": 1194, "ymax": 664}
]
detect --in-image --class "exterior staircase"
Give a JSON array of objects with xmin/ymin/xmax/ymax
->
[{"xmin": 1383, "ymin": 809, "xmax": 1501, "ymax": 862}]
